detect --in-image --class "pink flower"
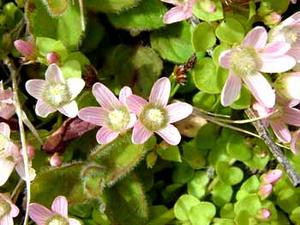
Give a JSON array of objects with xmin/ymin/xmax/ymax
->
[
  {"xmin": 29, "ymin": 196, "xmax": 80, "ymax": 225},
  {"xmin": 258, "ymin": 184, "xmax": 273, "ymax": 199},
  {"xmin": 0, "ymin": 193, "xmax": 19, "ymax": 225},
  {"xmin": 25, "ymin": 64, "xmax": 85, "ymax": 118},
  {"xmin": 162, "ymin": 0, "xmax": 196, "ymax": 24},
  {"xmin": 261, "ymin": 169, "xmax": 282, "ymax": 184},
  {"xmin": 13, "ymin": 39, "xmax": 37, "ymax": 60},
  {"xmin": 0, "ymin": 81, "xmax": 15, "ymax": 120},
  {"xmin": 270, "ymin": 12, "xmax": 300, "ymax": 63},
  {"xmin": 127, "ymin": 77, "xmax": 193, "ymax": 145},
  {"xmin": 219, "ymin": 26, "xmax": 296, "ymax": 107},
  {"xmin": 275, "ymin": 72, "xmax": 300, "ymax": 100},
  {"xmin": 257, "ymin": 208, "xmax": 271, "ymax": 220},
  {"xmin": 78, "ymin": 84, "xmax": 136, "ymax": 145},
  {"xmin": 0, "ymin": 122, "xmax": 29, "ymax": 186},
  {"xmin": 253, "ymin": 99, "xmax": 300, "ymax": 143}
]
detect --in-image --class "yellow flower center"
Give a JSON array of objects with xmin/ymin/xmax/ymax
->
[
  {"xmin": 230, "ymin": 47, "xmax": 262, "ymax": 76},
  {"xmin": 43, "ymin": 83, "xmax": 71, "ymax": 108},
  {"xmin": 140, "ymin": 104, "xmax": 168, "ymax": 131},
  {"xmin": 47, "ymin": 215, "xmax": 69, "ymax": 225},
  {"xmin": 283, "ymin": 26, "xmax": 298, "ymax": 44},
  {"xmin": 106, "ymin": 107, "xmax": 130, "ymax": 131},
  {"xmin": 0, "ymin": 200, "xmax": 10, "ymax": 218}
]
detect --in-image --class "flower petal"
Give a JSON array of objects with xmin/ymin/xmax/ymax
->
[
  {"xmin": 166, "ymin": 102, "xmax": 193, "ymax": 123},
  {"xmin": 9, "ymin": 204, "xmax": 19, "ymax": 217},
  {"xmin": 219, "ymin": 50, "xmax": 233, "ymax": 69},
  {"xmin": 58, "ymin": 101, "xmax": 78, "ymax": 118},
  {"xmin": 0, "ymin": 215, "xmax": 13, "ymax": 225},
  {"xmin": 260, "ymin": 55, "xmax": 296, "ymax": 73},
  {"xmin": 132, "ymin": 121, "xmax": 153, "ymax": 144},
  {"xmin": 0, "ymin": 158, "xmax": 15, "ymax": 186},
  {"xmin": 270, "ymin": 120, "xmax": 291, "ymax": 143},
  {"xmin": 0, "ymin": 122, "xmax": 10, "ymax": 137},
  {"xmin": 45, "ymin": 64, "xmax": 65, "ymax": 83},
  {"xmin": 288, "ymin": 47, "xmax": 300, "ymax": 61},
  {"xmin": 69, "ymin": 218, "xmax": 82, "ymax": 225},
  {"xmin": 92, "ymin": 83, "xmax": 121, "ymax": 110},
  {"xmin": 260, "ymin": 41, "xmax": 290, "ymax": 57},
  {"xmin": 161, "ymin": 0, "xmax": 181, "ymax": 5},
  {"xmin": 0, "ymin": 104, "xmax": 15, "ymax": 120},
  {"xmin": 126, "ymin": 95, "xmax": 148, "ymax": 114},
  {"xmin": 35, "ymin": 100, "xmax": 56, "ymax": 118},
  {"xmin": 25, "ymin": 79, "xmax": 47, "ymax": 99},
  {"xmin": 126, "ymin": 113, "xmax": 137, "ymax": 129},
  {"xmin": 66, "ymin": 78, "xmax": 85, "ymax": 99},
  {"xmin": 242, "ymin": 72, "xmax": 275, "ymax": 108},
  {"xmin": 283, "ymin": 107, "xmax": 300, "ymax": 126},
  {"xmin": 221, "ymin": 72, "xmax": 242, "ymax": 106},
  {"xmin": 156, "ymin": 124, "xmax": 181, "ymax": 145},
  {"xmin": 242, "ymin": 26, "xmax": 268, "ymax": 49},
  {"xmin": 51, "ymin": 196, "xmax": 68, "ymax": 217},
  {"xmin": 291, "ymin": 129, "xmax": 300, "ymax": 154},
  {"xmin": 119, "ymin": 86, "xmax": 132, "ymax": 105},
  {"xmin": 163, "ymin": 5, "xmax": 192, "ymax": 24},
  {"xmin": 29, "ymin": 203, "xmax": 54, "ymax": 225},
  {"xmin": 149, "ymin": 77, "xmax": 171, "ymax": 106},
  {"xmin": 96, "ymin": 127, "xmax": 119, "ymax": 145},
  {"xmin": 78, "ymin": 107, "xmax": 107, "ymax": 126}
]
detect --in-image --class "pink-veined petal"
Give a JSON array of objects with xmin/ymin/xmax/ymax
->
[
  {"xmin": 126, "ymin": 95, "xmax": 148, "ymax": 114},
  {"xmin": 166, "ymin": 102, "xmax": 193, "ymax": 123},
  {"xmin": 0, "ymin": 158, "xmax": 15, "ymax": 186},
  {"xmin": 260, "ymin": 55, "xmax": 296, "ymax": 73},
  {"xmin": 281, "ymin": 11, "xmax": 300, "ymax": 26},
  {"xmin": 66, "ymin": 78, "xmax": 85, "ymax": 100},
  {"xmin": 29, "ymin": 203, "xmax": 54, "ymax": 225},
  {"xmin": 126, "ymin": 113, "xmax": 137, "ymax": 129},
  {"xmin": 161, "ymin": 0, "xmax": 181, "ymax": 5},
  {"xmin": 78, "ymin": 107, "xmax": 107, "ymax": 126},
  {"xmin": 45, "ymin": 64, "xmax": 65, "ymax": 84},
  {"xmin": 219, "ymin": 49, "xmax": 233, "ymax": 69},
  {"xmin": 242, "ymin": 26, "xmax": 268, "ymax": 49},
  {"xmin": 283, "ymin": 107, "xmax": 300, "ymax": 126},
  {"xmin": 25, "ymin": 79, "xmax": 47, "ymax": 99},
  {"xmin": 119, "ymin": 86, "xmax": 132, "ymax": 105},
  {"xmin": 92, "ymin": 83, "xmax": 121, "ymax": 110},
  {"xmin": 291, "ymin": 129, "xmax": 300, "ymax": 154},
  {"xmin": 252, "ymin": 102, "xmax": 274, "ymax": 118},
  {"xmin": 0, "ymin": 122, "xmax": 10, "ymax": 137},
  {"xmin": 69, "ymin": 218, "xmax": 82, "ymax": 225},
  {"xmin": 156, "ymin": 124, "xmax": 181, "ymax": 145},
  {"xmin": 242, "ymin": 72, "xmax": 275, "ymax": 108},
  {"xmin": 132, "ymin": 121, "xmax": 153, "ymax": 144},
  {"xmin": 96, "ymin": 127, "xmax": 119, "ymax": 145},
  {"xmin": 149, "ymin": 77, "xmax": 171, "ymax": 106},
  {"xmin": 221, "ymin": 72, "xmax": 242, "ymax": 106},
  {"xmin": 58, "ymin": 101, "xmax": 78, "ymax": 118},
  {"xmin": 9, "ymin": 204, "xmax": 19, "ymax": 217},
  {"xmin": 0, "ymin": 104, "xmax": 15, "ymax": 120},
  {"xmin": 270, "ymin": 120, "xmax": 291, "ymax": 143},
  {"xmin": 35, "ymin": 100, "xmax": 56, "ymax": 118},
  {"xmin": 163, "ymin": 5, "xmax": 193, "ymax": 24},
  {"xmin": 51, "ymin": 196, "xmax": 68, "ymax": 217},
  {"xmin": 0, "ymin": 215, "xmax": 13, "ymax": 225},
  {"xmin": 260, "ymin": 41, "xmax": 291, "ymax": 57},
  {"xmin": 288, "ymin": 47, "xmax": 300, "ymax": 61}
]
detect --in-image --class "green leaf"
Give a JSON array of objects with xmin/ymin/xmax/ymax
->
[
  {"xmin": 234, "ymin": 194, "xmax": 262, "ymax": 216},
  {"xmin": 150, "ymin": 22, "xmax": 194, "ymax": 64},
  {"xmin": 193, "ymin": 57, "xmax": 221, "ymax": 94},
  {"xmin": 236, "ymin": 176, "xmax": 260, "ymax": 201},
  {"xmin": 230, "ymin": 86, "xmax": 251, "ymax": 110},
  {"xmin": 192, "ymin": 22, "xmax": 216, "ymax": 52},
  {"xmin": 216, "ymin": 162, "xmax": 244, "ymax": 186},
  {"xmin": 36, "ymin": 37, "xmax": 68, "ymax": 60},
  {"xmin": 193, "ymin": 0, "xmax": 224, "ymax": 22},
  {"xmin": 174, "ymin": 194, "xmax": 200, "ymax": 221},
  {"xmin": 61, "ymin": 59, "xmax": 81, "ymax": 78},
  {"xmin": 211, "ymin": 181, "xmax": 233, "ymax": 206},
  {"xmin": 290, "ymin": 207, "xmax": 300, "ymax": 225},
  {"xmin": 220, "ymin": 203, "xmax": 235, "ymax": 219},
  {"xmin": 215, "ymin": 17, "xmax": 245, "ymax": 44},
  {"xmin": 89, "ymin": 133, "xmax": 146, "ymax": 186},
  {"xmin": 157, "ymin": 145, "xmax": 182, "ymax": 162},
  {"xmin": 26, "ymin": 0, "xmax": 83, "ymax": 49},
  {"xmin": 226, "ymin": 133, "xmax": 252, "ymax": 161},
  {"xmin": 108, "ymin": 0, "xmax": 166, "ymax": 32},
  {"xmin": 193, "ymin": 92, "xmax": 218, "ymax": 111},
  {"xmin": 85, "ymin": 0, "xmax": 141, "ymax": 13},
  {"xmin": 172, "ymin": 163, "xmax": 194, "ymax": 184},
  {"xmin": 187, "ymin": 171, "xmax": 209, "ymax": 199},
  {"xmin": 183, "ymin": 141, "xmax": 206, "ymax": 169},
  {"xmin": 103, "ymin": 174, "xmax": 148, "ymax": 225},
  {"xmin": 196, "ymin": 123, "xmax": 219, "ymax": 150},
  {"xmin": 42, "ymin": 0, "xmax": 68, "ymax": 17},
  {"xmin": 189, "ymin": 202, "xmax": 216, "ymax": 225}
]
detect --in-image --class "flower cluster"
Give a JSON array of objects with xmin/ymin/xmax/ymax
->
[
  {"xmin": 79, "ymin": 77, "xmax": 193, "ymax": 145},
  {"xmin": 219, "ymin": 12, "xmax": 300, "ymax": 150}
]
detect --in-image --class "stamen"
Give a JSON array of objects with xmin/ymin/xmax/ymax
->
[
  {"xmin": 140, "ymin": 104, "xmax": 168, "ymax": 131},
  {"xmin": 107, "ymin": 107, "xmax": 130, "ymax": 131},
  {"xmin": 43, "ymin": 83, "xmax": 71, "ymax": 108},
  {"xmin": 47, "ymin": 215, "xmax": 69, "ymax": 225},
  {"xmin": 0, "ymin": 200, "xmax": 11, "ymax": 218}
]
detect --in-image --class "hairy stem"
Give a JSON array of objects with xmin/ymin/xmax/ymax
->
[{"xmin": 5, "ymin": 58, "xmax": 31, "ymax": 224}]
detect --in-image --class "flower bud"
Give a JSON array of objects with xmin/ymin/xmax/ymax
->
[
  {"xmin": 258, "ymin": 184, "xmax": 273, "ymax": 199},
  {"xmin": 14, "ymin": 39, "xmax": 37, "ymax": 60},
  {"xmin": 261, "ymin": 169, "xmax": 282, "ymax": 184},
  {"xmin": 257, "ymin": 208, "xmax": 271, "ymax": 220},
  {"xmin": 46, "ymin": 52, "xmax": 59, "ymax": 64},
  {"xmin": 199, "ymin": 0, "xmax": 216, "ymax": 13},
  {"xmin": 275, "ymin": 72, "xmax": 300, "ymax": 100},
  {"xmin": 50, "ymin": 153, "xmax": 62, "ymax": 167},
  {"xmin": 264, "ymin": 12, "xmax": 281, "ymax": 26}
]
